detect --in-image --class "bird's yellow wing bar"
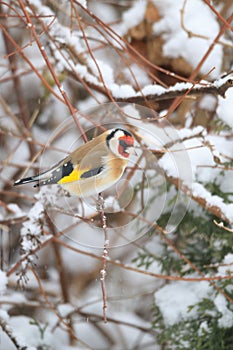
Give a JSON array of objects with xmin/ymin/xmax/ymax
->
[
  {"xmin": 58, "ymin": 167, "xmax": 86, "ymax": 184},
  {"xmin": 58, "ymin": 165, "xmax": 104, "ymax": 184}
]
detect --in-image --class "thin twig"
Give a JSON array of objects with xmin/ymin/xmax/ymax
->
[
  {"xmin": 214, "ymin": 220, "xmax": 233, "ymax": 233},
  {"xmin": 180, "ymin": 0, "xmax": 233, "ymax": 48},
  {"xmin": 97, "ymin": 193, "xmax": 109, "ymax": 323},
  {"xmin": 18, "ymin": 0, "xmax": 87, "ymax": 142},
  {"xmin": 54, "ymin": 237, "xmax": 233, "ymax": 283}
]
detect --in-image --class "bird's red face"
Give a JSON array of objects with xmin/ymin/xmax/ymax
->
[
  {"xmin": 107, "ymin": 128, "xmax": 136, "ymax": 159},
  {"xmin": 118, "ymin": 135, "xmax": 135, "ymax": 158}
]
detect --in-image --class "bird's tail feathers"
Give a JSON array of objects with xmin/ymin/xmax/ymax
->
[{"xmin": 14, "ymin": 175, "xmax": 40, "ymax": 187}]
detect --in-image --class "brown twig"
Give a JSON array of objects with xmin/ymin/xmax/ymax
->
[
  {"xmin": 97, "ymin": 193, "xmax": 109, "ymax": 323},
  {"xmin": 180, "ymin": 0, "xmax": 233, "ymax": 48},
  {"xmin": 204, "ymin": 0, "xmax": 233, "ymax": 31},
  {"xmin": 214, "ymin": 220, "xmax": 233, "ymax": 233},
  {"xmin": 18, "ymin": 0, "xmax": 87, "ymax": 142},
  {"xmin": 74, "ymin": 0, "xmax": 195, "ymax": 84},
  {"xmin": 54, "ymin": 237, "xmax": 233, "ymax": 283}
]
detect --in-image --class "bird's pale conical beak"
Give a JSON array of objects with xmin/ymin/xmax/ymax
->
[{"xmin": 127, "ymin": 147, "xmax": 137, "ymax": 156}]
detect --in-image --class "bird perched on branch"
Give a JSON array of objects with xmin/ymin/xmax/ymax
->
[{"xmin": 14, "ymin": 128, "xmax": 136, "ymax": 197}]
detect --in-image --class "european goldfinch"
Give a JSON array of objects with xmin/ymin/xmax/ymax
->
[{"xmin": 14, "ymin": 128, "xmax": 136, "ymax": 197}]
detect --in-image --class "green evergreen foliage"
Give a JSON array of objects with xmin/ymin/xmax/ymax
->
[
  {"xmin": 152, "ymin": 300, "xmax": 233, "ymax": 350},
  {"xmin": 133, "ymin": 189, "xmax": 233, "ymax": 349}
]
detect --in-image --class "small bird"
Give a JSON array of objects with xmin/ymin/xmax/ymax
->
[{"xmin": 14, "ymin": 128, "xmax": 136, "ymax": 197}]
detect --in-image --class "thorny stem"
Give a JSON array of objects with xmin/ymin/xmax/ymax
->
[{"xmin": 97, "ymin": 193, "xmax": 109, "ymax": 323}]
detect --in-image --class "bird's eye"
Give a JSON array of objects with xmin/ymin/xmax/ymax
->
[{"xmin": 119, "ymin": 139, "xmax": 129, "ymax": 148}]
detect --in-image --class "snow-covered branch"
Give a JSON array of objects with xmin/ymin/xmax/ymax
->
[{"xmin": 114, "ymin": 76, "xmax": 233, "ymax": 103}]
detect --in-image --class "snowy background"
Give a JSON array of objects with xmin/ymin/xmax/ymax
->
[{"xmin": 1, "ymin": 0, "xmax": 233, "ymax": 349}]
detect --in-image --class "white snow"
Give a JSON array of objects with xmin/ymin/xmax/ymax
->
[
  {"xmin": 104, "ymin": 195, "xmax": 121, "ymax": 212},
  {"xmin": 7, "ymin": 315, "xmax": 69, "ymax": 350},
  {"xmin": 73, "ymin": 310, "xmax": 156, "ymax": 350},
  {"xmin": 89, "ymin": 1, "xmax": 117, "ymax": 23},
  {"xmin": 0, "ymin": 309, "xmax": 9, "ymax": 322},
  {"xmin": 121, "ymin": 1, "xmax": 147, "ymax": 34},
  {"xmin": 110, "ymin": 83, "xmax": 136, "ymax": 98},
  {"xmin": 0, "ymin": 270, "xmax": 7, "ymax": 294},
  {"xmin": 214, "ymin": 294, "xmax": 233, "ymax": 328},
  {"xmin": 110, "ymin": 80, "xmax": 215, "ymax": 100},
  {"xmin": 140, "ymin": 84, "xmax": 167, "ymax": 96},
  {"xmin": 192, "ymin": 182, "xmax": 233, "ymax": 222},
  {"xmin": 155, "ymin": 280, "xmax": 212, "ymax": 326},
  {"xmin": 19, "ymin": 201, "xmax": 46, "ymax": 255},
  {"xmin": 216, "ymin": 88, "xmax": 233, "ymax": 128},
  {"xmin": 88, "ymin": 58, "xmax": 114, "ymax": 85},
  {"xmin": 218, "ymin": 254, "xmax": 233, "ymax": 276},
  {"xmin": 0, "ymin": 291, "xmax": 28, "ymax": 308},
  {"xmin": 157, "ymin": 140, "xmax": 194, "ymax": 185},
  {"xmin": 21, "ymin": 201, "xmax": 44, "ymax": 238},
  {"xmin": 123, "ymin": 63, "xmax": 152, "ymax": 87},
  {"xmin": 57, "ymin": 303, "xmax": 75, "ymax": 318},
  {"xmin": 155, "ymin": 126, "xmax": 233, "ymax": 224},
  {"xmin": 214, "ymin": 74, "xmax": 233, "ymax": 88},
  {"xmin": 3, "ymin": 204, "xmax": 25, "ymax": 219},
  {"xmin": 78, "ymin": 0, "xmax": 87, "ymax": 8},
  {"xmin": 199, "ymin": 94, "xmax": 217, "ymax": 111},
  {"xmin": 153, "ymin": 0, "xmax": 222, "ymax": 78},
  {"xmin": 198, "ymin": 320, "xmax": 210, "ymax": 335}
]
